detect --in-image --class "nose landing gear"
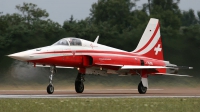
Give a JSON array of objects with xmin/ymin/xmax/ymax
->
[
  {"xmin": 47, "ymin": 66, "xmax": 56, "ymax": 94},
  {"xmin": 47, "ymin": 84, "xmax": 54, "ymax": 94}
]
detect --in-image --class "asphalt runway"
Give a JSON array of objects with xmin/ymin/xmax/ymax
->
[{"xmin": 0, "ymin": 88, "xmax": 200, "ymax": 98}]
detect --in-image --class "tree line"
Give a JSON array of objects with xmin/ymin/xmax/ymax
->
[{"xmin": 0, "ymin": 0, "xmax": 200, "ymax": 76}]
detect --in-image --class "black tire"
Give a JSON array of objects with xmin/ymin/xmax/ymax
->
[
  {"xmin": 47, "ymin": 84, "xmax": 54, "ymax": 94},
  {"xmin": 75, "ymin": 81, "xmax": 84, "ymax": 93},
  {"xmin": 138, "ymin": 81, "xmax": 147, "ymax": 94}
]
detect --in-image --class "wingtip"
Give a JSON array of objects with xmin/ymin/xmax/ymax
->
[{"xmin": 189, "ymin": 67, "xmax": 193, "ymax": 69}]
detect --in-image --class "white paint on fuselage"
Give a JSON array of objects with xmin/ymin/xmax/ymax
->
[
  {"xmin": 79, "ymin": 38, "xmax": 125, "ymax": 52},
  {"xmin": 8, "ymin": 38, "xmax": 127, "ymax": 61},
  {"xmin": 8, "ymin": 37, "xmax": 165, "ymax": 63}
]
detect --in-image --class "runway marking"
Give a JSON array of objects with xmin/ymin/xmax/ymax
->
[
  {"xmin": 0, "ymin": 89, "xmax": 163, "ymax": 91},
  {"xmin": 0, "ymin": 89, "xmax": 95, "ymax": 91},
  {"xmin": 0, "ymin": 89, "xmax": 199, "ymax": 98},
  {"xmin": 104, "ymin": 89, "xmax": 163, "ymax": 91},
  {"xmin": 0, "ymin": 95, "xmax": 200, "ymax": 99}
]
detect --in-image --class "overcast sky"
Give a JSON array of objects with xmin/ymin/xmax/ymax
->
[{"xmin": 0, "ymin": 0, "xmax": 199, "ymax": 25}]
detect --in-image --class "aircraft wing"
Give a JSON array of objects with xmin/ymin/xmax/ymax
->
[
  {"xmin": 35, "ymin": 65, "xmax": 74, "ymax": 69},
  {"xmin": 95, "ymin": 63, "xmax": 123, "ymax": 67},
  {"xmin": 33, "ymin": 64, "xmax": 193, "ymax": 77},
  {"xmin": 95, "ymin": 63, "xmax": 169, "ymax": 69}
]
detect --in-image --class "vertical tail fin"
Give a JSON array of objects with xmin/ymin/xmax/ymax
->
[{"xmin": 133, "ymin": 18, "xmax": 163, "ymax": 60}]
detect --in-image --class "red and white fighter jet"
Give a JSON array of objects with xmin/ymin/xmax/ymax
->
[{"xmin": 8, "ymin": 18, "xmax": 193, "ymax": 94}]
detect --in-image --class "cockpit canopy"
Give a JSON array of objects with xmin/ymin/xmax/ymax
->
[{"xmin": 52, "ymin": 38, "xmax": 82, "ymax": 46}]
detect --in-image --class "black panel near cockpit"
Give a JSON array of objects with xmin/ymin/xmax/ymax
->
[{"xmin": 69, "ymin": 38, "xmax": 82, "ymax": 46}]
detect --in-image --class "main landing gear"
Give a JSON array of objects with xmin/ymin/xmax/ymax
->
[
  {"xmin": 75, "ymin": 73, "xmax": 85, "ymax": 93},
  {"xmin": 138, "ymin": 81, "xmax": 147, "ymax": 94},
  {"xmin": 47, "ymin": 66, "xmax": 56, "ymax": 94},
  {"xmin": 136, "ymin": 69, "xmax": 148, "ymax": 94}
]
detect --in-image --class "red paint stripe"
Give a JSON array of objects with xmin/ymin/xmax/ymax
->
[
  {"xmin": 33, "ymin": 50, "xmax": 160, "ymax": 61},
  {"xmin": 35, "ymin": 50, "xmax": 140, "ymax": 56},
  {"xmin": 135, "ymin": 22, "xmax": 160, "ymax": 53}
]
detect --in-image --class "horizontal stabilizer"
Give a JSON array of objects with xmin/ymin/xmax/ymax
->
[
  {"xmin": 167, "ymin": 66, "xmax": 193, "ymax": 69},
  {"xmin": 155, "ymin": 73, "xmax": 193, "ymax": 77},
  {"xmin": 121, "ymin": 65, "xmax": 169, "ymax": 69}
]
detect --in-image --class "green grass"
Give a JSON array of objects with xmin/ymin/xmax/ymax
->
[{"xmin": 0, "ymin": 98, "xmax": 199, "ymax": 112}]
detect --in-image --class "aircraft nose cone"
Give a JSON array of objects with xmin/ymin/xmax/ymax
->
[{"xmin": 7, "ymin": 52, "xmax": 28, "ymax": 61}]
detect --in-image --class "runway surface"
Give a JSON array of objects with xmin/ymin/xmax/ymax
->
[{"xmin": 0, "ymin": 88, "xmax": 200, "ymax": 98}]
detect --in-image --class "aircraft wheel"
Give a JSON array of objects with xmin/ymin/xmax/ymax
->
[
  {"xmin": 75, "ymin": 81, "xmax": 84, "ymax": 93},
  {"xmin": 138, "ymin": 81, "xmax": 147, "ymax": 94},
  {"xmin": 47, "ymin": 84, "xmax": 54, "ymax": 94}
]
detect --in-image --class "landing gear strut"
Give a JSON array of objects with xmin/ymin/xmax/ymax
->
[
  {"xmin": 138, "ymin": 81, "xmax": 147, "ymax": 94},
  {"xmin": 47, "ymin": 66, "xmax": 56, "ymax": 94},
  {"xmin": 75, "ymin": 73, "xmax": 85, "ymax": 93}
]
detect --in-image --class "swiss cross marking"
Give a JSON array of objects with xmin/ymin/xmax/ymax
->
[{"xmin": 154, "ymin": 44, "xmax": 162, "ymax": 55}]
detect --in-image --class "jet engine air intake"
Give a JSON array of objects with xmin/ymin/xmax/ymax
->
[{"xmin": 83, "ymin": 56, "xmax": 93, "ymax": 67}]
